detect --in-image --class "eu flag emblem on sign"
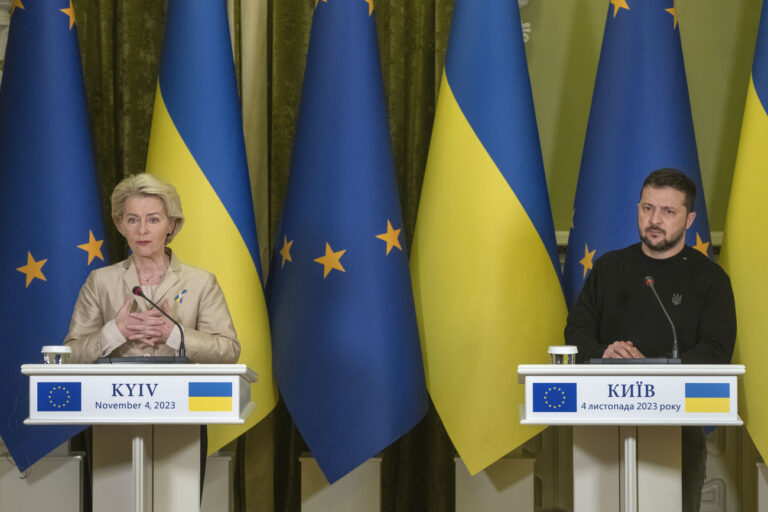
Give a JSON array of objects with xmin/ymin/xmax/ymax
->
[
  {"xmin": 533, "ymin": 383, "xmax": 577, "ymax": 412},
  {"xmin": 37, "ymin": 383, "xmax": 82, "ymax": 412}
]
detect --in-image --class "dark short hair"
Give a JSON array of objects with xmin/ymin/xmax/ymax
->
[{"xmin": 641, "ymin": 168, "xmax": 696, "ymax": 212}]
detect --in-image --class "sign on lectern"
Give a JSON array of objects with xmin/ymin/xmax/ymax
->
[
  {"xmin": 518, "ymin": 364, "xmax": 743, "ymax": 426},
  {"xmin": 22, "ymin": 363, "xmax": 257, "ymax": 425}
]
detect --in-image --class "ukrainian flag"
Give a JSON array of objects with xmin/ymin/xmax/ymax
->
[
  {"xmin": 720, "ymin": 0, "xmax": 768, "ymax": 463},
  {"xmin": 188, "ymin": 382, "xmax": 233, "ymax": 412},
  {"xmin": 146, "ymin": 0, "xmax": 276, "ymax": 453},
  {"xmin": 0, "ymin": 1, "xmax": 108, "ymax": 471},
  {"xmin": 410, "ymin": 0, "xmax": 566, "ymax": 475},
  {"xmin": 684, "ymin": 383, "xmax": 730, "ymax": 413},
  {"xmin": 563, "ymin": 0, "xmax": 712, "ymax": 306}
]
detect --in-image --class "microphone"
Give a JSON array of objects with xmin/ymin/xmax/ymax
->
[
  {"xmin": 644, "ymin": 276, "xmax": 679, "ymax": 361},
  {"xmin": 132, "ymin": 285, "xmax": 188, "ymax": 362}
]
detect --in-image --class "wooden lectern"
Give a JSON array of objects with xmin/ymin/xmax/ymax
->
[
  {"xmin": 518, "ymin": 364, "xmax": 744, "ymax": 512},
  {"xmin": 22, "ymin": 363, "xmax": 257, "ymax": 512}
]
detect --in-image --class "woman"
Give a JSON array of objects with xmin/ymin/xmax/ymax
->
[{"xmin": 64, "ymin": 173, "xmax": 240, "ymax": 364}]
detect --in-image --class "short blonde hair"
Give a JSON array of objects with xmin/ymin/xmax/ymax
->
[{"xmin": 111, "ymin": 173, "xmax": 185, "ymax": 242}]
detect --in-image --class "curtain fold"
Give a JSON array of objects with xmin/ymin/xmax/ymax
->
[{"xmin": 75, "ymin": 0, "xmax": 167, "ymax": 261}]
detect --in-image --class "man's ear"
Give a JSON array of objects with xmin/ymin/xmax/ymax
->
[{"xmin": 685, "ymin": 210, "xmax": 697, "ymax": 230}]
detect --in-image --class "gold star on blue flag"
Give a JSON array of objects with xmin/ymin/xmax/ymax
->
[
  {"xmin": 267, "ymin": 0, "xmax": 428, "ymax": 483},
  {"xmin": 563, "ymin": 0, "xmax": 712, "ymax": 306},
  {"xmin": 0, "ymin": 1, "xmax": 108, "ymax": 471}
]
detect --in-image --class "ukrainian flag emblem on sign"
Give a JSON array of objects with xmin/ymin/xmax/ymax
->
[
  {"xmin": 685, "ymin": 383, "xmax": 730, "ymax": 413},
  {"xmin": 188, "ymin": 382, "xmax": 232, "ymax": 412}
]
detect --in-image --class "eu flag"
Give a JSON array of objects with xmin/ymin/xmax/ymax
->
[
  {"xmin": 532, "ymin": 383, "xmax": 577, "ymax": 413},
  {"xmin": 563, "ymin": 0, "xmax": 711, "ymax": 306},
  {"xmin": 0, "ymin": 1, "xmax": 108, "ymax": 471},
  {"xmin": 409, "ymin": 0, "xmax": 566, "ymax": 474},
  {"xmin": 37, "ymin": 383, "xmax": 82, "ymax": 412},
  {"xmin": 267, "ymin": 0, "xmax": 428, "ymax": 483}
]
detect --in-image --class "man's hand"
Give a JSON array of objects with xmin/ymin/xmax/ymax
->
[{"xmin": 603, "ymin": 341, "xmax": 645, "ymax": 359}]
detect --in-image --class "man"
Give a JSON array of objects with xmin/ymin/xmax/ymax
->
[{"xmin": 565, "ymin": 168, "xmax": 736, "ymax": 512}]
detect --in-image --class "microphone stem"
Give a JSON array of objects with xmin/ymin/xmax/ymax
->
[
  {"xmin": 133, "ymin": 288, "xmax": 186, "ymax": 360},
  {"xmin": 648, "ymin": 283, "xmax": 679, "ymax": 360}
]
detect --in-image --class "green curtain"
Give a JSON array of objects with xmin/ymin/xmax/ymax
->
[
  {"xmin": 74, "ymin": 0, "xmax": 167, "ymax": 261},
  {"xmin": 72, "ymin": 0, "xmax": 459, "ymax": 510}
]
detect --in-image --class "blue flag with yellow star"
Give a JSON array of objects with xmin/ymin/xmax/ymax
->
[
  {"xmin": 563, "ymin": 0, "xmax": 711, "ymax": 305},
  {"xmin": 0, "ymin": 0, "xmax": 108, "ymax": 471},
  {"xmin": 267, "ymin": 0, "xmax": 428, "ymax": 483}
]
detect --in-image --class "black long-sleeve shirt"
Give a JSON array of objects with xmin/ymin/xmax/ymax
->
[{"xmin": 565, "ymin": 243, "xmax": 736, "ymax": 364}]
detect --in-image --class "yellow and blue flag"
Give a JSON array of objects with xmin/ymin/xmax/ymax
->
[
  {"xmin": 684, "ymin": 383, "xmax": 730, "ymax": 413},
  {"xmin": 0, "ymin": 1, "xmax": 108, "ymax": 471},
  {"xmin": 409, "ymin": 0, "xmax": 566, "ymax": 474},
  {"xmin": 267, "ymin": 0, "xmax": 428, "ymax": 483},
  {"xmin": 720, "ymin": 0, "xmax": 768, "ymax": 463},
  {"xmin": 563, "ymin": 0, "xmax": 712, "ymax": 305},
  {"xmin": 146, "ymin": 0, "xmax": 276, "ymax": 453},
  {"xmin": 188, "ymin": 382, "xmax": 233, "ymax": 412}
]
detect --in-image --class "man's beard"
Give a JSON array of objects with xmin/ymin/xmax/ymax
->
[{"xmin": 640, "ymin": 225, "xmax": 686, "ymax": 253}]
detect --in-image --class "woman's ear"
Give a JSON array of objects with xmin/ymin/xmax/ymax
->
[{"xmin": 113, "ymin": 216, "xmax": 123, "ymax": 235}]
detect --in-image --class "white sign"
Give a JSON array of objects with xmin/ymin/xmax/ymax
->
[
  {"xmin": 518, "ymin": 364, "xmax": 744, "ymax": 426},
  {"xmin": 23, "ymin": 364, "xmax": 256, "ymax": 425}
]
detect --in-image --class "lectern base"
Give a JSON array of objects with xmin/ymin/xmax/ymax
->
[
  {"xmin": 93, "ymin": 424, "xmax": 201, "ymax": 512},
  {"xmin": 573, "ymin": 425, "xmax": 681, "ymax": 512}
]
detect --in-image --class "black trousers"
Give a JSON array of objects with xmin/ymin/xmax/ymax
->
[
  {"xmin": 682, "ymin": 426, "xmax": 707, "ymax": 512},
  {"xmin": 200, "ymin": 425, "xmax": 208, "ymax": 502}
]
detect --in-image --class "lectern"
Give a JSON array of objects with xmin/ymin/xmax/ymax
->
[
  {"xmin": 22, "ymin": 363, "xmax": 257, "ymax": 512},
  {"xmin": 518, "ymin": 364, "xmax": 744, "ymax": 512}
]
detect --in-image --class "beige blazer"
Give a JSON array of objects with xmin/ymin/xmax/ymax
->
[{"xmin": 64, "ymin": 252, "xmax": 240, "ymax": 364}]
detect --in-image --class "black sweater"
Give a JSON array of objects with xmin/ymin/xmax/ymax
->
[{"xmin": 565, "ymin": 243, "xmax": 736, "ymax": 364}]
